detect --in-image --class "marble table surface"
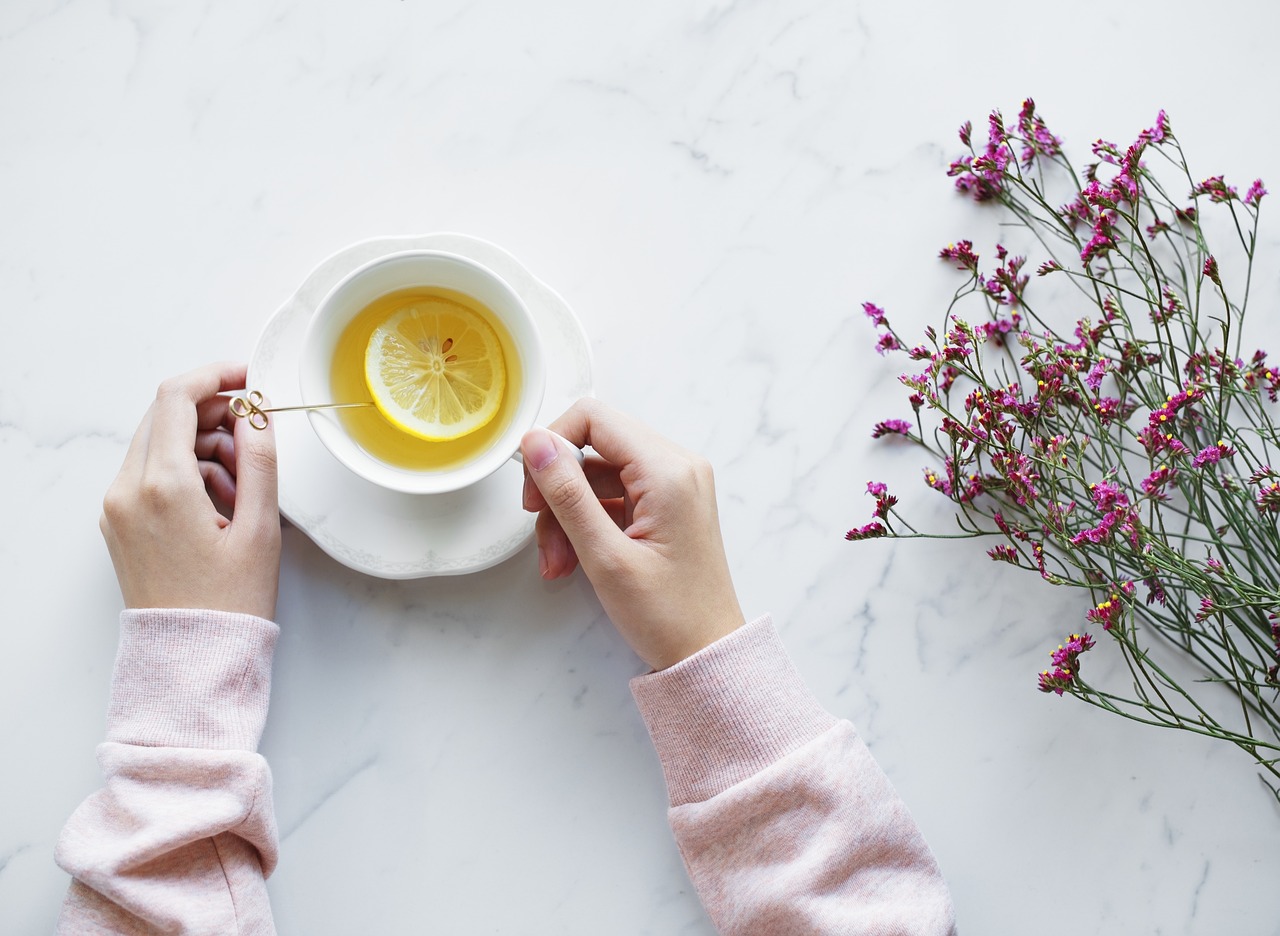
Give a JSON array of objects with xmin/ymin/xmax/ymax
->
[{"xmin": 3, "ymin": 1, "xmax": 1278, "ymax": 932}]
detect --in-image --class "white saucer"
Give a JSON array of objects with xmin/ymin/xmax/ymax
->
[{"xmin": 247, "ymin": 233, "xmax": 594, "ymax": 578}]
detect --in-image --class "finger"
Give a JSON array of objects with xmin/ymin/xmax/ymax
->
[
  {"xmin": 545, "ymin": 398, "xmax": 668, "ymax": 470},
  {"xmin": 199, "ymin": 459, "xmax": 238, "ymax": 518},
  {"xmin": 195, "ymin": 429, "xmax": 238, "ymax": 476},
  {"xmin": 524, "ymin": 455, "xmax": 624, "ymax": 512},
  {"xmin": 197, "ymin": 394, "xmax": 236, "ymax": 432},
  {"xmin": 148, "ymin": 363, "xmax": 249, "ymax": 471},
  {"xmin": 535, "ymin": 509, "xmax": 579, "ymax": 579},
  {"xmin": 599, "ymin": 497, "xmax": 627, "ymax": 529},
  {"xmin": 229, "ymin": 396, "xmax": 279, "ymax": 531},
  {"xmin": 521, "ymin": 427, "xmax": 628, "ymax": 574}
]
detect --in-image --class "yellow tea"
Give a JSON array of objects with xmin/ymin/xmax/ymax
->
[{"xmin": 329, "ymin": 286, "xmax": 523, "ymax": 472}]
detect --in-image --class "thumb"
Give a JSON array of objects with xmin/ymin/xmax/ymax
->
[
  {"xmin": 231, "ymin": 406, "xmax": 280, "ymax": 533},
  {"xmin": 522, "ymin": 427, "xmax": 625, "ymax": 570}
]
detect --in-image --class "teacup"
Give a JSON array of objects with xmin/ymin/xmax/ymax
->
[{"xmin": 300, "ymin": 250, "xmax": 547, "ymax": 494}]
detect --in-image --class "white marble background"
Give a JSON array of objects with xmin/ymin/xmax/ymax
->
[{"xmin": 3, "ymin": 0, "xmax": 1279, "ymax": 932}]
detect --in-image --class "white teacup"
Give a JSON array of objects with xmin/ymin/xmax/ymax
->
[{"xmin": 299, "ymin": 250, "xmax": 547, "ymax": 494}]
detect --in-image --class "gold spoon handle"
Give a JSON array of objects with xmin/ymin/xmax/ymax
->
[{"xmin": 228, "ymin": 391, "xmax": 372, "ymax": 430}]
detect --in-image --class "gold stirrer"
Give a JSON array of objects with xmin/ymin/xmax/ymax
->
[{"xmin": 228, "ymin": 390, "xmax": 373, "ymax": 430}]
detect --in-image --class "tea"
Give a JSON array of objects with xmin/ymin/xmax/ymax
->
[{"xmin": 329, "ymin": 286, "xmax": 523, "ymax": 472}]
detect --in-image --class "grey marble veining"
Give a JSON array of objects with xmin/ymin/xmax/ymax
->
[{"xmin": 4, "ymin": 1, "xmax": 1280, "ymax": 933}]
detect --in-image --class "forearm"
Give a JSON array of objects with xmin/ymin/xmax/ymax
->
[
  {"xmin": 56, "ymin": 610, "xmax": 281, "ymax": 935},
  {"xmin": 632, "ymin": 615, "xmax": 955, "ymax": 935}
]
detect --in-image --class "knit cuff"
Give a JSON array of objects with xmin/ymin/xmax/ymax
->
[
  {"xmin": 106, "ymin": 609, "xmax": 279, "ymax": 751},
  {"xmin": 629, "ymin": 614, "xmax": 836, "ymax": 807}
]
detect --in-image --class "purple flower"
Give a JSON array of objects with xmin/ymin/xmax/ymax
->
[
  {"xmin": 862, "ymin": 301, "xmax": 888, "ymax": 326},
  {"xmin": 866, "ymin": 481, "xmax": 888, "ymax": 497},
  {"xmin": 1038, "ymin": 632, "xmax": 1096, "ymax": 694},
  {"xmin": 876, "ymin": 332, "xmax": 902, "ymax": 355},
  {"xmin": 1193, "ymin": 175, "xmax": 1238, "ymax": 203},
  {"xmin": 939, "ymin": 240, "xmax": 980, "ymax": 271},
  {"xmin": 1140, "ymin": 465, "xmax": 1176, "ymax": 499},
  {"xmin": 1191, "ymin": 441, "xmax": 1236, "ymax": 469},
  {"xmin": 844, "ymin": 522, "xmax": 887, "ymax": 541},
  {"xmin": 1245, "ymin": 179, "xmax": 1268, "ymax": 206},
  {"xmin": 1085, "ymin": 594, "xmax": 1126, "ymax": 629},
  {"xmin": 1051, "ymin": 632, "xmax": 1097, "ymax": 667},
  {"xmin": 1139, "ymin": 110, "xmax": 1171, "ymax": 145},
  {"xmin": 1088, "ymin": 479, "xmax": 1128, "ymax": 510},
  {"xmin": 1203, "ymin": 255, "xmax": 1221, "ymax": 286},
  {"xmin": 872, "ymin": 419, "xmax": 912, "ymax": 439},
  {"xmin": 1081, "ymin": 231, "xmax": 1115, "ymax": 266},
  {"xmin": 1084, "ymin": 358, "xmax": 1109, "ymax": 392},
  {"xmin": 987, "ymin": 544, "xmax": 1019, "ymax": 563},
  {"xmin": 1038, "ymin": 667, "xmax": 1075, "ymax": 696}
]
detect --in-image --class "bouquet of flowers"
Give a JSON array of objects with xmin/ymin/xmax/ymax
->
[{"xmin": 855, "ymin": 100, "xmax": 1280, "ymax": 786}]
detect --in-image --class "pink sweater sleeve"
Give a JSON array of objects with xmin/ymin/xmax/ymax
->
[
  {"xmin": 630, "ymin": 614, "xmax": 956, "ymax": 935},
  {"xmin": 56, "ymin": 609, "xmax": 280, "ymax": 935}
]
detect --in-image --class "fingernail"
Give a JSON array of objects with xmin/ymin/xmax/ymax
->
[
  {"xmin": 537, "ymin": 545, "xmax": 549, "ymax": 578},
  {"xmin": 523, "ymin": 428, "xmax": 559, "ymax": 472},
  {"xmin": 522, "ymin": 475, "xmax": 534, "ymax": 511}
]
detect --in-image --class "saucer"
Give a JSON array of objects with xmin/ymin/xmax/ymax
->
[{"xmin": 247, "ymin": 233, "xmax": 594, "ymax": 578}]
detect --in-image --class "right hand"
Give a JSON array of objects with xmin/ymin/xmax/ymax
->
[{"xmin": 520, "ymin": 399, "xmax": 745, "ymax": 671}]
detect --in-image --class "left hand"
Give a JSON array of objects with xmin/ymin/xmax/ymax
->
[{"xmin": 99, "ymin": 362, "xmax": 281, "ymax": 620}]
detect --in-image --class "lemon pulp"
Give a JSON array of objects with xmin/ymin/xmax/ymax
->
[{"xmin": 364, "ymin": 298, "xmax": 507, "ymax": 442}]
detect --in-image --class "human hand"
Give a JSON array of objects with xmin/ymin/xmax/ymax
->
[
  {"xmin": 100, "ymin": 362, "xmax": 281, "ymax": 620},
  {"xmin": 521, "ymin": 399, "xmax": 745, "ymax": 670}
]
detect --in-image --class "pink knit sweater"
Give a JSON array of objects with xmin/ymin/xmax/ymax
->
[{"xmin": 57, "ymin": 611, "xmax": 955, "ymax": 934}]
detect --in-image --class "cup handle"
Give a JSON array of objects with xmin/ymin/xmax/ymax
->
[{"xmin": 508, "ymin": 430, "xmax": 587, "ymax": 467}]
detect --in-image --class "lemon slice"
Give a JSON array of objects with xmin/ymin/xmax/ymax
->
[{"xmin": 364, "ymin": 298, "xmax": 507, "ymax": 441}]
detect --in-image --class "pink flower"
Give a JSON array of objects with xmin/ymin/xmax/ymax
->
[
  {"xmin": 939, "ymin": 240, "xmax": 980, "ymax": 271},
  {"xmin": 1086, "ymin": 588, "xmax": 1130, "ymax": 630},
  {"xmin": 1148, "ymin": 385, "xmax": 1204, "ymax": 429},
  {"xmin": 876, "ymin": 332, "xmax": 902, "ymax": 355},
  {"xmin": 1245, "ymin": 179, "xmax": 1268, "ymax": 206},
  {"xmin": 862, "ymin": 301, "xmax": 888, "ymax": 326},
  {"xmin": 991, "ymin": 451, "xmax": 1041, "ymax": 504},
  {"xmin": 1051, "ymin": 632, "xmax": 1097, "ymax": 667},
  {"xmin": 1191, "ymin": 441, "xmax": 1236, "ymax": 469},
  {"xmin": 1255, "ymin": 482, "xmax": 1280, "ymax": 514},
  {"xmin": 1088, "ymin": 479, "xmax": 1128, "ymax": 510},
  {"xmin": 1140, "ymin": 465, "xmax": 1177, "ymax": 499},
  {"xmin": 1016, "ymin": 98, "xmax": 1063, "ymax": 166},
  {"xmin": 1139, "ymin": 110, "xmax": 1171, "ymax": 145},
  {"xmin": 1203, "ymin": 255, "xmax": 1221, "ymax": 286},
  {"xmin": 872, "ymin": 419, "xmax": 912, "ymax": 439},
  {"xmin": 844, "ymin": 522, "xmax": 887, "ymax": 541},
  {"xmin": 1038, "ymin": 667, "xmax": 1075, "ymax": 696},
  {"xmin": 1038, "ymin": 632, "xmax": 1096, "ymax": 695},
  {"xmin": 1137, "ymin": 427, "xmax": 1191, "ymax": 459},
  {"xmin": 1081, "ymin": 231, "xmax": 1115, "ymax": 266},
  {"xmin": 1084, "ymin": 359, "xmax": 1109, "ymax": 392},
  {"xmin": 988, "ymin": 544, "xmax": 1019, "ymax": 563},
  {"xmin": 866, "ymin": 481, "xmax": 888, "ymax": 497},
  {"xmin": 1193, "ymin": 175, "xmax": 1238, "ymax": 203}
]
